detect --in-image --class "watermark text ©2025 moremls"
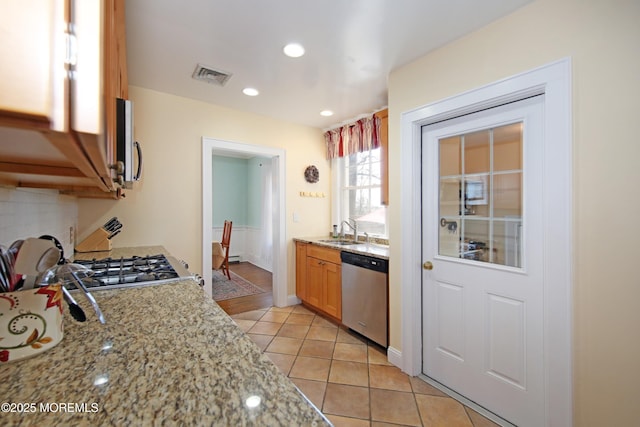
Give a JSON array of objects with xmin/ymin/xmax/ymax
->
[{"xmin": 1, "ymin": 402, "xmax": 99, "ymax": 414}]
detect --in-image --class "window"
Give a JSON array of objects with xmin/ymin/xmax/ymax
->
[
  {"xmin": 333, "ymin": 147, "xmax": 387, "ymax": 237},
  {"xmin": 438, "ymin": 122, "xmax": 523, "ymax": 267}
]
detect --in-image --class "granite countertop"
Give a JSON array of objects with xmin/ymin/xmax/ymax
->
[
  {"xmin": 294, "ymin": 237, "xmax": 390, "ymax": 260},
  {"xmin": 0, "ymin": 247, "xmax": 330, "ymax": 426}
]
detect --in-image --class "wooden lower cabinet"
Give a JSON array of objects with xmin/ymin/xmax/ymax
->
[
  {"xmin": 321, "ymin": 260, "xmax": 341, "ymax": 319},
  {"xmin": 295, "ymin": 241, "xmax": 342, "ymax": 321},
  {"xmin": 295, "ymin": 242, "xmax": 308, "ymax": 302},
  {"xmin": 305, "ymin": 257, "xmax": 324, "ymax": 309}
]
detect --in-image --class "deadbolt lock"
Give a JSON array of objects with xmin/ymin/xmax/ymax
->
[{"xmin": 423, "ymin": 261, "xmax": 433, "ymax": 270}]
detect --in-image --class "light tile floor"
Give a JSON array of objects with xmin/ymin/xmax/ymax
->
[{"xmin": 231, "ymin": 305, "xmax": 501, "ymax": 427}]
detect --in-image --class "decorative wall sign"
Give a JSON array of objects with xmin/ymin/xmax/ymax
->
[{"xmin": 304, "ymin": 165, "xmax": 319, "ymax": 183}]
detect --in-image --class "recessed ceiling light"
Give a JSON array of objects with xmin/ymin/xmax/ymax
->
[
  {"xmin": 320, "ymin": 110, "xmax": 334, "ymax": 117},
  {"xmin": 283, "ymin": 43, "xmax": 305, "ymax": 58},
  {"xmin": 243, "ymin": 87, "xmax": 259, "ymax": 96}
]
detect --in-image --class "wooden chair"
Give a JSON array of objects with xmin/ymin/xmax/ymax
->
[{"xmin": 212, "ymin": 220, "xmax": 233, "ymax": 279}]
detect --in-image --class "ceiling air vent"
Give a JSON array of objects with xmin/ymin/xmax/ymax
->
[{"xmin": 192, "ymin": 64, "xmax": 232, "ymax": 86}]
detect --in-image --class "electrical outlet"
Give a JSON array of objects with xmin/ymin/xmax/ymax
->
[{"xmin": 69, "ymin": 226, "xmax": 74, "ymax": 245}]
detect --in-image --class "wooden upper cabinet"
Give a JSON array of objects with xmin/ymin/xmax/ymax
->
[
  {"xmin": 102, "ymin": 0, "xmax": 128, "ymax": 183},
  {"xmin": 0, "ymin": 0, "xmax": 66, "ymax": 128},
  {"xmin": 75, "ymin": 0, "xmax": 129, "ymax": 192},
  {"xmin": 0, "ymin": 0, "xmax": 128, "ymax": 198},
  {"xmin": 375, "ymin": 109, "xmax": 389, "ymax": 206}
]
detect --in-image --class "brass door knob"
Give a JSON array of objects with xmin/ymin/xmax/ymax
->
[{"xmin": 423, "ymin": 261, "xmax": 433, "ymax": 270}]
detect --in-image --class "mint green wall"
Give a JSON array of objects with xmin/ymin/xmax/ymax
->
[
  {"xmin": 212, "ymin": 156, "xmax": 248, "ymax": 227},
  {"xmin": 247, "ymin": 157, "xmax": 269, "ymax": 228},
  {"xmin": 212, "ymin": 156, "xmax": 270, "ymax": 227}
]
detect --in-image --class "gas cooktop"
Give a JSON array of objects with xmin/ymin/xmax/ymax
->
[{"xmin": 71, "ymin": 254, "xmax": 196, "ymax": 290}]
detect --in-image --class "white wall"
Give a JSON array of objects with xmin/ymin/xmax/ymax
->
[
  {"xmin": 387, "ymin": 0, "xmax": 640, "ymax": 425},
  {"xmin": 0, "ymin": 187, "xmax": 77, "ymax": 257}
]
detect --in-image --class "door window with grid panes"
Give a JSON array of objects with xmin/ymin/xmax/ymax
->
[{"xmin": 439, "ymin": 122, "xmax": 523, "ymax": 267}]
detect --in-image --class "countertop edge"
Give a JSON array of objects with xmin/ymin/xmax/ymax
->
[{"xmin": 294, "ymin": 237, "xmax": 390, "ymax": 260}]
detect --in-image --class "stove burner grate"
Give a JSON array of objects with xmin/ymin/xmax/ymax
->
[{"xmin": 71, "ymin": 254, "xmax": 180, "ymax": 289}]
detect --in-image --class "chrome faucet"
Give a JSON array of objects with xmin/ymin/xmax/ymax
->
[{"xmin": 340, "ymin": 219, "xmax": 358, "ymax": 242}]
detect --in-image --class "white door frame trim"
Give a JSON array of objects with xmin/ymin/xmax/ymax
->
[
  {"xmin": 399, "ymin": 58, "xmax": 572, "ymax": 426},
  {"xmin": 201, "ymin": 138, "xmax": 288, "ymax": 307}
]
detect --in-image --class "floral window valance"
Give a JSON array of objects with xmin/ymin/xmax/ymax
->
[{"xmin": 324, "ymin": 115, "xmax": 381, "ymax": 159}]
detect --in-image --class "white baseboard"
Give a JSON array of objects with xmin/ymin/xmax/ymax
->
[
  {"xmin": 387, "ymin": 346, "xmax": 403, "ymax": 370},
  {"xmin": 284, "ymin": 294, "xmax": 301, "ymax": 307},
  {"xmin": 244, "ymin": 255, "xmax": 273, "ymax": 273}
]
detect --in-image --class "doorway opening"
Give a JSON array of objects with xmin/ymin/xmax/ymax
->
[{"xmin": 201, "ymin": 138, "xmax": 287, "ymax": 308}]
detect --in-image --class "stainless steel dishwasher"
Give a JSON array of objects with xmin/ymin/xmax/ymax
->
[{"xmin": 341, "ymin": 251, "xmax": 389, "ymax": 347}]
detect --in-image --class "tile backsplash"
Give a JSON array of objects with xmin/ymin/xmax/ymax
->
[{"xmin": 0, "ymin": 187, "xmax": 78, "ymax": 257}]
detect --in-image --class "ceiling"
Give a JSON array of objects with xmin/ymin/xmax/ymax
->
[{"xmin": 125, "ymin": 0, "xmax": 532, "ymax": 130}]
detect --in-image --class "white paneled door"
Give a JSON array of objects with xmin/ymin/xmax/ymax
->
[{"xmin": 422, "ymin": 96, "xmax": 544, "ymax": 426}]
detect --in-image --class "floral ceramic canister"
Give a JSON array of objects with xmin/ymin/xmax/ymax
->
[{"xmin": 0, "ymin": 284, "xmax": 64, "ymax": 363}]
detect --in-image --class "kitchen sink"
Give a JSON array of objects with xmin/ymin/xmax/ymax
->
[{"xmin": 317, "ymin": 239, "xmax": 360, "ymax": 246}]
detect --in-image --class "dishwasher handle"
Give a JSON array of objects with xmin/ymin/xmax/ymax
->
[{"xmin": 340, "ymin": 251, "xmax": 388, "ymax": 273}]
